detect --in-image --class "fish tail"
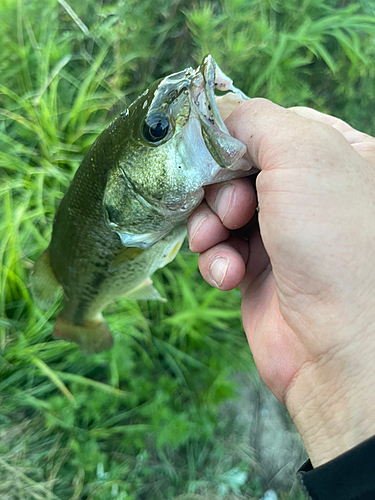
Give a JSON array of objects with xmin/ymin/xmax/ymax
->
[
  {"xmin": 30, "ymin": 249, "xmax": 62, "ymax": 310},
  {"xmin": 53, "ymin": 314, "xmax": 114, "ymax": 354}
]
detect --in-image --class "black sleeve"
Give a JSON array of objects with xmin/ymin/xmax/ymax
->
[{"xmin": 297, "ymin": 434, "xmax": 375, "ymax": 500}]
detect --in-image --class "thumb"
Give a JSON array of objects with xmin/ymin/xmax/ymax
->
[
  {"xmin": 225, "ymin": 98, "xmax": 359, "ymax": 174},
  {"xmin": 289, "ymin": 106, "xmax": 375, "ymax": 165}
]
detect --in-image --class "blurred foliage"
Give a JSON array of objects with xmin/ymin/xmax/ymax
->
[{"xmin": 1, "ymin": 0, "xmax": 375, "ymax": 498}]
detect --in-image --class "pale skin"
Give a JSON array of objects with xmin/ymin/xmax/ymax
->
[{"xmin": 187, "ymin": 98, "xmax": 375, "ymax": 468}]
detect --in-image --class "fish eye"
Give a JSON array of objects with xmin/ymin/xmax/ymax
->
[{"xmin": 143, "ymin": 115, "xmax": 169, "ymax": 143}]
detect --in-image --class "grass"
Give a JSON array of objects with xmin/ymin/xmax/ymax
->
[{"xmin": 1, "ymin": 0, "xmax": 375, "ymax": 498}]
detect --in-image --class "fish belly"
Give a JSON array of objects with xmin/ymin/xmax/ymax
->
[{"xmin": 52, "ymin": 224, "xmax": 186, "ymax": 353}]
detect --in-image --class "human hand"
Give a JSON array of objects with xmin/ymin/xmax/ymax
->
[{"xmin": 188, "ymin": 99, "xmax": 375, "ymax": 467}]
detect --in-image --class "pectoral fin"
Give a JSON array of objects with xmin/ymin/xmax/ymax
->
[
  {"xmin": 123, "ymin": 277, "xmax": 166, "ymax": 302},
  {"xmin": 53, "ymin": 314, "xmax": 113, "ymax": 354},
  {"xmin": 29, "ymin": 249, "xmax": 62, "ymax": 310},
  {"xmin": 108, "ymin": 246, "xmax": 144, "ymax": 272},
  {"xmin": 161, "ymin": 237, "xmax": 184, "ymax": 267}
]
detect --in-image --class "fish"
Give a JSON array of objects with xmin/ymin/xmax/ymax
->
[{"xmin": 30, "ymin": 54, "xmax": 254, "ymax": 353}]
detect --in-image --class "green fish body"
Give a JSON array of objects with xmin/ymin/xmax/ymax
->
[{"xmin": 30, "ymin": 55, "xmax": 253, "ymax": 353}]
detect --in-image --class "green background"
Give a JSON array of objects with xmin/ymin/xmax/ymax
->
[{"xmin": 1, "ymin": 0, "xmax": 375, "ymax": 498}]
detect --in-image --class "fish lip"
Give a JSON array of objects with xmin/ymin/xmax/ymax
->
[
  {"xmin": 190, "ymin": 54, "xmax": 241, "ymax": 134},
  {"xmin": 188, "ymin": 55, "xmax": 250, "ymax": 172}
]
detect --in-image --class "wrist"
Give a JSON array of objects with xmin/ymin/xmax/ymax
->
[{"xmin": 285, "ymin": 352, "xmax": 375, "ymax": 467}]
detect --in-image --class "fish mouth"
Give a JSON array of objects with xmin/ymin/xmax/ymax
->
[
  {"xmin": 190, "ymin": 55, "xmax": 249, "ymax": 170},
  {"xmin": 191, "ymin": 55, "xmax": 248, "ymax": 139}
]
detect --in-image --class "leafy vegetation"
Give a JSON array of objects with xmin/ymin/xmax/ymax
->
[{"xmin": 1, "ymin": 0, "xmax": 375, "ymax": 498}]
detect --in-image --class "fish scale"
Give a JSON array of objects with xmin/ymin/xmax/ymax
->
[{"xmin": 30, "ymin": 55, "xmax": 254, "ymax": 353}]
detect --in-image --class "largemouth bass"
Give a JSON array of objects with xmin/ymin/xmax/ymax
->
[{"xmin": 30, "ymin": 55, "xmax": 253, "ymax": 353}]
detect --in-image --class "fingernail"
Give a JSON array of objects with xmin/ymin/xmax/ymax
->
[
  {"xmin": 188, "ymin": 213, "xmax": 208, "ymax": 247},
  {"xmin": 215, "ymin": 184, "xmax": 234, "ymax": 223},
  {"xmin": 209, "ymin": 257, "xmax": 229, "ymax": 287}
]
